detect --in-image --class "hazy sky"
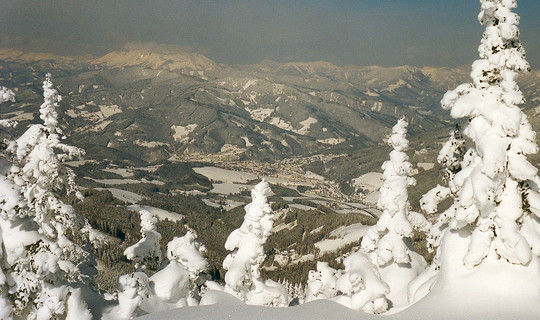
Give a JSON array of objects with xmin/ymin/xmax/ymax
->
[{"xmin": 1, "ymin": 0, "xmax": 539, "ymax": 68}]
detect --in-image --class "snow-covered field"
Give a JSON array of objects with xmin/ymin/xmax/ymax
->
[
  {"xmin": 135, "ymin": 288, "xmax": 540, "ymax": 320},
  {"xmin": 315, "ymin": 223, "xmax": 369, "ymax": 254},
  {"xmin": 95, "ymin": 187, "xmax": 146, "ymax": 203},
  {"xmin": 103, "ymin": 167, "xmax": 135, "ymax": 178},
  {"xmin": 209, "ymin": 183, "xmax": 250, "ymax": 195},
  {"xmin": 193, "ymin": 167, "xmax": 257, "ymax": 184},
  {"xmin": 289, "ymin": 203, "xmax": 317, "ymax": 211},
  {"xmin": 89, "ymin": 177, "xmax": 165, "ymax": 185},
  {"xmin": 171, "ymin": 124, "xmax": 198, "ymax": 142},
  {"xmin": 201, "ymin": 199, "xmax": 245, "ymax": 211},
  {"xmin": 351, "ymin": 172, "xmax": 383, "ymax": 205},
  {"xmin": 351, "ymin": 172, "xmax": 383, "ymax": 191},
  {"xmin": 126, "ymin": 205, "xmax": 185, "ymax": 222},
  {"xmin": 193, "ymin": 166, "xmax": 321, "ymax": 199}
]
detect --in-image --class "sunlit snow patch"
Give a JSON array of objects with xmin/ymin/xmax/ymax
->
[
  {"xmin": 172, "ymin": 124, "xmax": 198, "ymax": 142},
  {"xmin": 126, "ymin": 205, "xmax": 184, "ymax": 222},
  {"xmin": 315, "ymin": 223, "xmax": 370, "ymax": 254}
]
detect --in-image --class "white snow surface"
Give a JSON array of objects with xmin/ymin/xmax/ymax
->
[
  {"xmin": 297, "ymin": 117, "xmax": 318, "ymax": 135},
  {"xmin": 136, "ymin": 290, "xmax": 379, "ymax": 320},
  {"xmin": 135, "ymin": 279, "xmax": 539, "ymax": 320},
  {"xmin": 404, "ymin": 227, "xmax": 540, "ymax": 320},
  {"xmin": 208, "ymin": 183, "xmax": 249, "ymax": 195},
  {"xmin": 351, "ymin": 172, "xmax": 383, "ymax": 205}
]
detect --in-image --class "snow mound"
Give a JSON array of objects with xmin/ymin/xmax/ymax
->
[
  {"xmin": 136, "ymin": 290, "xmax": 378, "ymax": 320},
  {"xmin": 404, "ymin": 227, "xmax": 540, "ymax": 320}
]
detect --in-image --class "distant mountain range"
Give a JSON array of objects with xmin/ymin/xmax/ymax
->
[{"xmin": 1, "ymin": 47, "xmax": 539, "ymax": 164}]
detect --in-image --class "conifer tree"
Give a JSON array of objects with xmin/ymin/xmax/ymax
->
[
  {"xmin": 357, "ymin": 118, "xmax": 428, "ymax": 308},
  {"xmin": 407, "ymin": 1, "xmax": 540, "ymax": 316},
  {"xmin": 420, "ymin": 126, "xmax": 467, "ymax": 252},
  {"xmin": 437, "ymin": 0, "xmax": 540, "ymax": 268},
  {"xmin": 0, "ymin": 77, "xmax": 95, "ymax": 319},
  {"xmin": 361, "ymin": 118, "xmax": 421, "ymax": 265},
  {"xmin": 223, "ymin": 180, "xmax": 290, "ymax": 307}
]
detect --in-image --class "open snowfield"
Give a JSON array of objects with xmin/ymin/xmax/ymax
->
[
  {"xmin": 351, "ymin": 172, "xmax": 383, "ymax": 205},
  {"xmin": 193, "ymin": 166, "xmax": 314, "ymax": 188},
  {"xmin": 209, "ymin": 182, "xmax": 250, "ymax": 195},
  {"xmin": 135, "ymin": 288, "xmax": 540, "ymax": 320},
  {"xmin": 64, "ymin": 159, "xmax": 97, "ymax": 167},
  {"xmin": 89, "ymin": 177, "xmax": 165, "ymax": 185},
  {"xmin": 136, "ymin": 290, "xmax": 378, "ymax": 320},
  {"xmin": 193, "ymin": 167, "xmax": 257, "ymax": 184},
  {"xmin": 126, "ymin": 205, "xmax": 185, "ymax": 222},
  {"xmin": 95, "ymin": 187, "xmax": 145, "ymax": 203},
  {"xmin": 363, "ymin": 191, "xmax": 381, "ymax": 206},
  {"xmin": 315, "ymin": 223, "xmax": 370, "ymax": 254},
  {"xmin": 351, "ymin": 172, "xmax": 383, "ymax": 191},
  {"xmin": 102, "ymin": 167, "xmax": 134, "ymax": 178},
  {"xmin": 202, "ymin": 198, "xmax": 245, "ymax": 211},
  {"xmin": 289, "ymin": 203, "xmax": 317, "ymax": 211}
]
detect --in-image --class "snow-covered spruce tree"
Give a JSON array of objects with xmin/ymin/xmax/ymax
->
[
  {"xmin": 405, "ymin": 1, "xmax": 540, "ymax": 317},
  {"xmin": 7, "ymin": 74, "xmax": 100, "ymax": 255},
  {"xmin": 0, "ymin": 88, "xmax": 19, "ymax": 319},
  {"xmin": 420, "ymin": 126, "xmax": 467, "ymax": 252},
  {"xmin": 0, "ymin": 78, "xmax": 97, "ymax": 319},
  {"xmin": 222, "ymin": 180, "xmax": 290, "ymax": 307},
  {"xmin": 359, "ymin": 118, "xmax": 428, "ymax": 308},
  {"xmin": 435, "ymin": 0, "xmax": 540, "ymax": 269},
  {"xmin": 124, "ymin": 210, "xmax": 162, "ymax": 271}
]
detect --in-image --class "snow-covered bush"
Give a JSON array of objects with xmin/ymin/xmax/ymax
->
[
  {"xmin": 223, "ymin": 180, "xmax": 290, "ymax": 307},
  {"xmin": 305, "ymin": 257, "xmax": 389, "ymax": 313},
  {"xmin": 305, "ymin": 262, "xmax": 339, "ymax": 302},
  {"xmin": 106, "ymin": 231, "xmax": 210, "ymax": 319},
  {"xmin": 0, "ymin": 78, "xmax": 96, "ymax": 319},
  {"xmin": 124, "ymin": 210, "xmax": 162, "ymax": 271},
  {"xmin": 334, "ymin": 252, "xmax": 389, "ymax": 313},
  {"xmin": 0, "ymin": 86, "xmax": 15, "ymax": 103},
  {"xmin": 359, "ymin": 118, "xmax": 428, "ymax": 308}
]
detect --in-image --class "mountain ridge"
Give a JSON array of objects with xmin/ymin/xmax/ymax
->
[{"xmin": 0, "ymin": 48, "xmax": 539, "ymax": 168}]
